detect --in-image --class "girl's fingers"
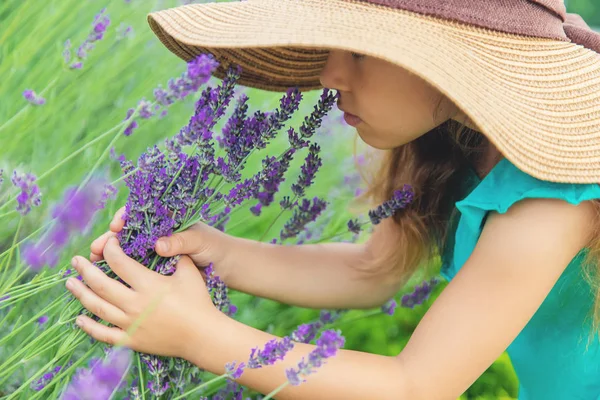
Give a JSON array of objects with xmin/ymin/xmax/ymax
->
[
  {"xmin": 71, "ymin": 256, "xmax": 136, "ymax": 309},
  {"xmin": 89, "ymin": 252, "xmax": 103, "ymax": 263},
  {"xmin": 103, "ymin": 237, "xmax": 159, "ymax": 291},
  {"xmin": 75, "ymin": 315, "xmax": 131, "ymax": 347},
  {"xmin": 109, "ymin": 207, "xmax": 126, "ymax": 232},
  {"xmin": 90, "ymin": 231, "xmax": 116, "ymax": 261},
  {"xmin": 66, "ymin": 277, "xmax": 129, "ymax": 329},
  {"xmin": 90, "ymin": 207, "xmax": 126, "ymax": 260}
]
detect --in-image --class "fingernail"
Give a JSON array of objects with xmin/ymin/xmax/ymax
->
[
  {"xmin": 157, "ymin": 239, "xmax": 169, "ymax": 252},
  {"xmin": 66, "ymin": 278, "xmax": 75, "ymax": 290},
  {"xmin": 71, "ymin": 257, "xmax": 79, "ymax": 269},
  {"xmin": 76, "ymin": 317, "xmax": 84, "ymax": 327}
]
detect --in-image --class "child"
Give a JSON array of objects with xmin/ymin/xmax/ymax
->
[{"xmin": 68, "ymin": 0, "xmax": 600, "ymax": 398}]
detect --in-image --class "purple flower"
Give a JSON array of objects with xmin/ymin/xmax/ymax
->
[
  {"xmin": 213, "ymin": 380, "xmax": 244, "ymax": 400},
  {"xmin": 63, "ymin": 347, "xmax": 132, "ymax": 399},
  {"xmin": 22, "ymin": 89, "xmax": 46, "ymax": 106},
  {"xmin": 368, "ymin": 184, "xmax": 414, "ymax": 225},
  {"xmin": 173, "ymin": 66, "xmax": 239, "ymax": 149},
  {"xmin": 401, "ymin": 278, "xmax": 440, "ymax": 309},
  {"xmin": 117, "ymin": 148, "xmax": 177, "ymax": 265},
  {"xmin": 123, "ymin": 108, "xmax": 139, "ymax": 137},
  {"xmin": 140, "ymin": 354, "xmax": 169, "ymax": 396},
  {"xmin": 206, "ymin": 263, "xmax": 236, "ymax": 316},
  {"xmin": 22, "ymin": 177, "xmax": 110, "ymax": 270},
  {"xmin": 288, "ymin": 127, "xmax": 309, "ymax": 149},
  {"xmin": 215, "ymin": 93, "xmax": 249, "ymax": 152},
  {"xmin": 291, "ymin": 143, "xmax": 322, "ymax": 197},
  {"xmin": 285, "ymin": 330, "xmax": 345, "ymax": 386},
  {"xmin": 37, "ymin": 315, "xmax": 49, "ymax": 326},
  {"xmin": 249, "ymin": 203, "xmax": 262, "ymax": 216},
  {"xmin": 31, "ymin": 363, "xmax": 71, "ymax": 391},
  {"xmin": 219, "ymin": 88, "xmax": 303, "ymax": 182},
  {"xmin": 11, "ymin": 170, "xmax": 42, "ymax": 216},
  {"xmin": 64, "ymin": 8, "xmax": 111, "ymax": 70},
  {"xmin": 254, "ymin": 149, "xmax": 295, "ymax": 208},
  {"xmin": 225, "ymin": 362, "xmax": 246, "ymax": 379},
  {"xmin": 226, "ymin": 177, "xmax": 260, "ymax": 207},
  {"xmin": 116, "ymin": 23, "xmax": 133, "ymax": 40},
  {"xmin": 247, "ymin": 337, "xmax": 295, "ymax": 370},
  {"xmin": 110, "ymin": 147, "xmax": 126, "ymax": 163},
  {"xmin": 280, "ymin": 197, "xmax": 327, "ymax": 241},
  {"xmin": 347, "ymin": 219, "xmax": 361, "ymax": 234},
  {"xmin": 290, "ymin": 310, "xmax": 345, "ymax": 343},
  {"xmin": 152, "ymin": 53, "xmax": 220, "ymax": 117},
  {"xmin": 381, "ymin": 299, "xmax": 397, "ymax": 316},
  {"xmin": 297, "ymin": 89, "xmax": 339, "ymax": 139},
  {"xmin": 51, "ymin": 179, "xmax": 110, "ymax": 233}
]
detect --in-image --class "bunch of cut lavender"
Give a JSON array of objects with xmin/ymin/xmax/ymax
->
[{"xmin": 50, "ymin": 57, "xmax": 340, "ymax": 398}]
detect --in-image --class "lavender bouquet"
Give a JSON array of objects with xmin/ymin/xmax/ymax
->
[
  {"xmin": 0, "ymin": 50, "xmax": 352, "ymax": 398},
  {"xmin": 0, "ymin": 45, "xmax": 440, "ymax": 397}
]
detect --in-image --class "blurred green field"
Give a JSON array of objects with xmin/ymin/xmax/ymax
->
[{"xmin": 1, "ymin": 0, "xmax": 597, "ymax": 398}]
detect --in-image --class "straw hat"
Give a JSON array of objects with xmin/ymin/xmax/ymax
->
[{"xmin": 147, "ymin": 0, "xmax": 600, "ymax": 183}]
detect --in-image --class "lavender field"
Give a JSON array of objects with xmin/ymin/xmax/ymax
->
[{"xmin": 0, "ymin": 0, "xmax": 570, "ymax": 398}]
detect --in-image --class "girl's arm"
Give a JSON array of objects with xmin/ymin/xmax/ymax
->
[
  {"xmin": 221, "ymin": 217, "xmax": 405, "ymax": 309},
  {"xmin": 91, "ymin": 213, "xmax": 405, "ymax": 310},
  {"xmin": 184, "ymin": 197, "xmax": 595, "ymax": 399},
  {"xmin": 73, "ymin": 197, "xmax": 593, "ymax": 399}
]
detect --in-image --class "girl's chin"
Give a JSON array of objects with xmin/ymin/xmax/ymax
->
[{"xmin": 357, "ymin": 130, "xmax": 403, "ymax": 150}]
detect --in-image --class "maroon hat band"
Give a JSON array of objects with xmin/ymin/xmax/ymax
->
[{"xmin": 360, "ymin": 0, "xmax": 600, "ymax": 54}]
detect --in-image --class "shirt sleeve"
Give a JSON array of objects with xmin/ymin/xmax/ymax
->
[
  {"xmin": 442, "ymin": 158, "xmax": 600, "ymax": 280},
  {"xmin": 456, "ymin": 158, "xmax": 600, "ymax": 235}
]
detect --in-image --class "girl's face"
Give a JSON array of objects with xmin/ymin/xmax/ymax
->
[{"xmin": 319, "ymin": 50, "xmax": 473, "ymax": 149}]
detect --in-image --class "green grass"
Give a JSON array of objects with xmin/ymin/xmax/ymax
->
[{"xmin": 13, "ymin": 0, "xmax": 600, "ymax": 397}]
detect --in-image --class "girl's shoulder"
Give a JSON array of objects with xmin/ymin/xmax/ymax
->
[{"xmin": 441, "ymin": 157, "xmax": 600, "ymax": 281}]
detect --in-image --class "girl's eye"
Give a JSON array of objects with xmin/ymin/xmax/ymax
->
[{"xmin": 350, "ymin": 52, "xmax": 366, "ymax": 60}]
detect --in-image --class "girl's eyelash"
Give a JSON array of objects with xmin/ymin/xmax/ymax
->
[{"xmin": 350, "ymin": 52, "xmax": 366, "ymax": 60}]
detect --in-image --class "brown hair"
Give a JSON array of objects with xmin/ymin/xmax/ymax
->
[{"xmin": 353, "ymin": 118, "xmax": 600, "ymax": 342}]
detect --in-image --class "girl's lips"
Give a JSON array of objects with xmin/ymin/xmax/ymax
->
[{"xmin": 343, "ymin": 112, "xmax": 362, "ymax": 127}]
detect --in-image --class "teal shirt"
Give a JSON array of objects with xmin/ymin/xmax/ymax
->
[{"xmin": 440, "ymin": 158, "xmax": 600, "ymax": 399}]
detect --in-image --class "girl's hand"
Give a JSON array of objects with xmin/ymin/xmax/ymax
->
[
  {"xmin": 90, "ymin": 207, "xmax": 233, "ymax": 278},
  {"xmin": 67, "ymin": 236, "xmax": 221, "ymax": 360}
]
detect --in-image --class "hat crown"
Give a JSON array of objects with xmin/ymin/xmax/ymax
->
[
  {"xmin": 530, "ymin": 0, "xmax": 567, "ymax": 20},
  {"xmin": 361, "ymin": 0, "xmax": 568, "ymax": 41}
]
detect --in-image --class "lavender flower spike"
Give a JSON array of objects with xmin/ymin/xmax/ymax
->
[
  {"xmin": 290, "ymin": 310, "xmax": 345, "ymax": 344},
  {"xmin": 381, "ymin": 299, "xmax": 397, "ymax": 316},
  {"xmin": 368, "ymin": 184, "xmax": 414, "ymax": 225},
  {"xmin": 141, "ymin": 354, "xmax": 170, "ymax": 396},
  {"xmin": 63, "ymin": 347, "xmax": 132, "ymax": 399},
  {"xmin": 298, "ymin": 89, "xmax": 339, "ymax": 139},
  {"xmin": 401, "ymin": 277, "xmax": 440, "ymax": 309},
  {"xmin": 22, "ymin": 176, "xmax": 111, "ymax": 270},
  {"xmin": 285, "ymin": 330, "xmax": 345, "ymax": 386},
  {"xmin": 11, "ymin": 170, "xmax": 42, "ymax": 216},
  {"xmin": 280, "ymin": 197, "xmax": 327, "ymax": 241},
  {"xmin": 64, "ymin": 8, "xmax": 111, "ymax": 70},
  {"xmin": 23, "ymin": 89, "xmax": 46, "ymax": 106},
  {"xmin": 248, "ymin": 337, "xmax": 295, "ymax": 369},
  {"xmin": 291, "ymin": 143, "xmax": 322, "ymax": 197},
  {"xmin": 153, "ymin": 53, "xmax": 220, "ymax": 117}
]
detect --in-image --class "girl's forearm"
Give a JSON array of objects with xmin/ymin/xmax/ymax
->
[
  {"xmin": 221, "ymin": 238, "xmax": 403, "ymax": 309},
  {"xmin": 188, "ymin": 315, "xmax": 412, "ymax": 400}
]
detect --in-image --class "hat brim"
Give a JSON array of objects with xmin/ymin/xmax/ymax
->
[{"xmin": 148, "ymin": 0, "xmax": 600, "ymax": 183}]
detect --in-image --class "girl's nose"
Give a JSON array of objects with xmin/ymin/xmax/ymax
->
[{"xmin": 319, "ymin": 50, "xmax": 353, "ymax": 92}]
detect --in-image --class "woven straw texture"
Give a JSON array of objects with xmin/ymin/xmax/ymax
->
[{"xmin": 147, "ymin": 0, "xmax": 600, "ymax": 183}]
